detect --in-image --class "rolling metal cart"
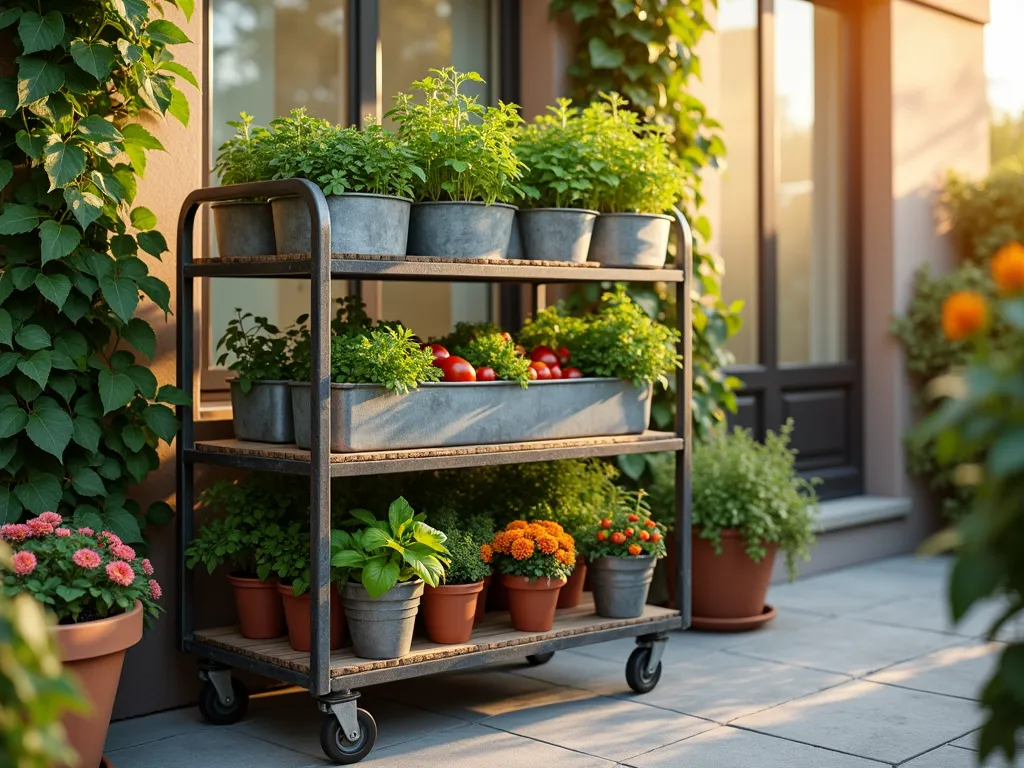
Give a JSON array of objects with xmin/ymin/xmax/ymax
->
[{"xmin": 175, "ymin": 179, "xmax": 692, "ymax": 764}]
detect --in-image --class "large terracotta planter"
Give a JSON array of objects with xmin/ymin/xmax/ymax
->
[
  {"xmin": 228, "ymin": 574, "xmax": 285, "ymax": 639},
  {"xmin": 278, "ymin": 583, "xmax": 345, "ymax": 652},
  {"xmin": 692, "ymin": 529, "xmax": 777, "ymax": 620},
  {"xmin": 423, "ymin": 581, "xmax": 484, "ymax": 644},
  {"xmin": 56, "ymin": 601, "xmax": 143, "ymax": 768},
  {"xmin": 556, "ymin": 556, "xmax": 587, "ymax": 609},
  {"xmin": 474, "ymin": 574, "xmax": 491, "ymax": 626},
  {"xmin": 502, "ymin": 575, "xmax": 566, "ymax": 632}
]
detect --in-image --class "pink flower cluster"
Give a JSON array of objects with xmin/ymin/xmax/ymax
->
[
  {"xmin": 111, "ymin": 543, "xmax": 136, "ymax": 562},
  {"xmin": 12, "ymin": 551, "xmax": 36, "ymax": 576},
  {"xmin": 73, "ymin": 549, "xmax": 102, "ymax": 569},
  {"xmin": 149, "ymin": 579, "xmax": 162, "ymax": 600},
  {"xmin": 106, "ymin": 561, "xmax": 135, "ymax": 587},
  {"xmin": 0, "ymin": 523, "xmax": 30, "ymax": 542},
  {"xmin": 1, "ymin": 512, "xmax": 64, "ymax": 542}
]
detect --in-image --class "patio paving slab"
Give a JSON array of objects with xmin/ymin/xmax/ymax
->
[
  {"xmin": 105, "ymin": 727, "xmax": 318, "ymax": 768},
  {"xmin": 902, "ymin": 744, "xmax": 1019, "ymax": 767},
  {"xmin": 850, "ymin": 593, "xmax": 1012, "ymax": 638},
  {"xmin": 866, "ymin": 641, "xmax": 1002, "ymax": 700},
  {"xmin": 731, "ymin": 679, "xmax": 982, "ymax": 764},
  {"xmin": 767, "ymin": 564, "xmax": 941, "ymax": 617},
  {"xmin": 104, "ymin": 705, "xmax": 205, "ymax": 752}
]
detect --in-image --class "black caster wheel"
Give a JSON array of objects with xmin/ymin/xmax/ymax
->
[
  {"xmin": 526, "ymin": 651, "xmax": 555, "ymax": 666},
  {"xmin": 198, "ymin": 678, "xmax": 249, "ymax": 725},
  {"xmin": 320, "ymin": 709, "xmax": 377, "ymax": 765},
  {"xmin": 626, "ymin": 646, "xmax": 662, "ymax": 694}
]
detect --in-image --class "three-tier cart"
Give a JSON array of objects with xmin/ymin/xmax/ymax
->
[{"xmin": 175, "ymin": 179, "xmax": 692, "ymax": 764}]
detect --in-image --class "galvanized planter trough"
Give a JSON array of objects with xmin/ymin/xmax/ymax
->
[
  {"xmin": 230, "ymin": 380, "xmax": 295, "ymax": 443},
  {"xmin": 289, "ymin": 378, "xmax": 652, "ymax": 452}
]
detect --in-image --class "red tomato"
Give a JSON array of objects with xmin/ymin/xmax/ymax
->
[
  {"xmin": 500, "ymin": 332, "xmax": 513, "ymax": 343},
  {"xmin": 557, "ymin": 346, "xmax": 571, "ymax": 365},
  {"xmin": 651, "ymin": 532, "xmax": 662, "ymax": 543},
  {"xmin": 477, "ymin": 366, "xmax": 497, "ymax": 382},
  {"xmin": 600, "ymin": 518, "xmax": 613, "ymax": 529},
  {"xmin": 610, "ymin": 532, "xmax": 627, "ymax": 545},
  {"xmin": 439, "ymin": 356, "xmax": 476, "ymax": 382},
  {"xmin": 514, "ymin": 345, "xmax": 527, "ymax": 357},
  {"xmin": 528, "ymin": 361, "xmax": 552, "ymax": 380},
  {"xmin": 427, "ymin": 344, "xmax": 450, "ymax": 361},
  {"xmin": 548, "ymin": 364, "xmax": 563, "ymax": 380},
  {"xmin": 596, "ymin": 530, "xmax": 608, "ymax": 542},
  {"xmin": 530, "ymin": 346, "xmax": 559, "ymax": 368},
  {"xmin": 562, "ymin": 367, "xmax": 583, "ymax": 379},
  {"xmin": 627, "ymin": 513, "xmax": 639, "ymax": 522}
]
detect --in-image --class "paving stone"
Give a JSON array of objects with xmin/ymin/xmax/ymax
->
[
  {"xmin": 768, "ymin": 566, "xmax": 940, "ymax": 617},
  {"xmin": 902, "ymin": 744, "xmax": 1019, "ymax": 767},
  {"xmin": 486, "ymin": 695, "xmax": 715, "ymax": 762},
  {"xmin": 511, "ymin": 646, "xmax": 639, "ymax": 695},
  {"xmin": 867, "ymin": 641, "xmax": 1002, "ymax": 700},
  {"xmin": 105, "ymin": 705, "xmax": 204, "ymax": 752},
  {"xmin": 105, "ymin": 727, "xmax": 317, "ymax": 768},
  {"xmin": 732, "ymin": 679, "xmax": 982, "ymax": 764},
  {"xmin": 729, "ymin": 616, "xmax": 962, "ymax": 676},
  {"xmin": 950, "ymin": 729, "xmax": 1024, "ymax": 761},
  {"xmin": 851, "ymin": 592, "xmax": 1013, "ymax": 638},
  {"xmin": 623, "ymin": 725, "xmax": 884, "ymax": 768}
]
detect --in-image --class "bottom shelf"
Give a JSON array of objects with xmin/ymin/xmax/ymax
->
[{"xmin": 189, "ymin": 595, "xmax": 681, "ymax": 691}]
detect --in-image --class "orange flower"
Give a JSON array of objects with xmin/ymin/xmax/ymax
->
[
  {"xmin": 628, "ymin": 544, "xmax": 643, "ymax": 556},
  {"xmin": 992, "ymin": 242, "xmax": 1024, "ymax": 295},
  {"xmin": 536, "ymin": 534, "xmax": 559, "ymax": 554},
  {"xmin": 480, "ymin": 543, "xmax": 493, "ymax": 564},
  {"xmin": 941, "ymin": 291, "xmax": 988, "ymax": 341},
  {"xmin": 556, "ymin": 533, "xmax": 575, "ymax": 550},
  {"xmin": 507, "ymin": 520, "xmax": 529, "ymax": 530},
  {"xmin": 539, "ymin": 521, "xmax": 563, "ymax": 535},
  {"xmin": 511, "ymin": 537, "xmax": 535, "ymax": 560},
  {"xmin": 555, "ymin": 549, "xmax": 576, "ymax": 566},
  {"xmin": 492, "ymin": 532, "xmax": 513, "ymax": 553}
]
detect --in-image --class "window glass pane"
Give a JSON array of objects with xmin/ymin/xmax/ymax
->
[
  {"xmin": 776, "ymin": 0, "xmax": 847, "ymax": 364},
  {"xmin": 718, "ymin": 0, "xmax": 760, "ymax": 365}
]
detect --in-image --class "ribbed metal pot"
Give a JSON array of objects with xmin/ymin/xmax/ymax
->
[
  {"xmin": 230, "ymin": 380, "xmax": 294, "ymax": 443},
  {"xmin": 518, "ymin": 208, "xmax": 598, "ymax": 263},
  {"xmin": 341, "ymin": 580, "xmax": 424, "ymax": 660},
  {"xmin": 211, "ymin": 201, "xmax": 276, "ymax": 257},
  {"xmin": 506, "ymin": 212, "xmax": 523, "ymax": 259},
  {"xmin": 588, "ymin": 213, "xmax": 672, "ymax": 268},
  {"xmin": 589, "ymin": 556, "xmax": 657, "ymax": 619},
  {"xmin": 272, "ymin": 192, "xmax": 411, "ymax": 255},
  {"xmin": 407, "ymin": 201, "xmax": 517, "ymax": 259}
]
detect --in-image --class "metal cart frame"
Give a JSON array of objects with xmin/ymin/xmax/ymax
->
[{"xmin": 175, "ymin": 179, "xmax": 691, "ymax": 763}]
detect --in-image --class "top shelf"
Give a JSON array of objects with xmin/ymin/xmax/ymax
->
[{"xmin": 183, "ymin": 254, "xmax": 684, "ymax": 284}]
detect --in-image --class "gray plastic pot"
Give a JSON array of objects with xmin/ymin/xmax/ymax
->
[
  {"xmin": 211, "ymin": 201, "xmax": 276, "ymax": 258},
  {"xmin": 589, "ymin": 555, "xmax": 657, "ymax": 619},
  {"xmin": 342, "ymin": 580, "xmax": 424, "ymax": 660},
  {"xmin": 230, "ymin": 380, "xmax": 294, "ymax": 443},
  {"xmin": 272, "ymin": 192, "xmax": 411, "ymax": 255},
  {"xmin": 407, "ymin": 201, "xmax": 517, "ymax": 259},
  {"xmin": 518, "ymin": 208, "xmax": 598, "ymax": 263},
  {"xmin": 589, "ymin": 213, "xmax": 673, "ymax": 268}
]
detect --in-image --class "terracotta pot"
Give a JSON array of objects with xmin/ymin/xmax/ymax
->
[
  {"xmin": 423, "ymin": 580, "xmax": 484, "ymax": 644},
  {"xmin": 692, "ymin": 529, "xmax": 777, "ymax": 620},
  {"xmin": 502, "ymin": 574, "xmax": 566, "ymax": 632},
  {"xmin": 556, "ymin": 556, "xmax": 587, "ymax": 609},
  {"xmin": 56, "ymin": 601, "xmax": 143, "ymax": 768},
  {"xmin": 278, "ymin": 583, "xmax": 345, "ymax": 652},
  {"xmin": 474, "ymin": 574, "xmax": 492, "ymax": 626},
  {"xmin": 228, "ymin": 574, "xmax": 285, "ymax": 639}
]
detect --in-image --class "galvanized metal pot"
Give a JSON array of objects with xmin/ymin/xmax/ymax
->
[
  {"xmin": 407, "ymin": 201, "xmax": 517, "ymax": 259},
  {"xmin": 272, "ymin": 193, "xmax": 411, "ymax": 255},
  {"xmin": 506, "ymin": 213, "xmax": 523, "ymax": 259},
  {"xmin": 518, "ymin": 208, "xmax": 598, "ymax": 263},
  {"xmin": 588, "ymin": 212, "xmax": 672, "ymax": 268},
  {"xmin": 589, "ymin": 555, "xmax": 657, "ymax": 619},
  {"xmin": 230, "ymin": 379, "xmax": 294, "ymax": 443},
  {"xmin": 211, "ymin": 201, "xmax": 277, "ymax": 258},
  {"xmin": 342, "ymin": 579, "xmax": 424, "ymax": 660}
]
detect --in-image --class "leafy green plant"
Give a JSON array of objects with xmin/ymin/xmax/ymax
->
[
  {"xmin": 452, "ymin": 332, "xmax": 530, "ymax": 386},
  {"xmin": 0, "ymin": 0, "xmax": 194, "ymax": 540},
  {"xmin": 692, "ymin": 421, "xmax": 819, "ymax": 580},
  {"xmin": 258, "ymin": 108, "xmax": 334, "ymax": 183},
  {"xmin": 214, "ymin": 112, "xmax": 272, "ymax": 186},
  {"xmin": 577, "ymin": 490, "xmax": 667, "ymax": 561},
  {"xmin": 430, "ymin": 320, "xmax": 502, "ymax": 350},
  {"xmin": 216, "ymin": 309, "xmax": 302, "ymax": 391},
  {"xmin": 330, "ymin": 498, "xmax": 450, "ymax": 598},
  {"xmin": 328, "ymin": 327, "xmax": 442, "ymax": 394},
  {"xmin": 427, "ymin": 507, "xmax": 493, "ymax": 585},
  {"xmin": 944, "ymin": 169, "xmax": 1024, "ymax": 264},
  {"xmin": 253, "ymin": 519, "xmax": 318, "ymax": 596},
  {"xmin": 387, "ymin": 68, "xmax": 525, "ymax": 204}
]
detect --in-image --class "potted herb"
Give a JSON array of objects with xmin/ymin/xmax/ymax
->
[
  {"xmin": 515, "ymin": 99, "xmax": 609, "ymax": 263},
  {"xmin": 1, "ymin": 515, "xmax": 162, "ymax": 768},
  {"xmin": 581, "ymin": 94, "xmax": 684, "ymax": 268},
  {"xmin": 331, "ymin": 498, "xmax": 449, "ymax": 659},
  {"xmin": 212, "ymin": 112, "xmax": 277, "ymax": 257},
  {"xmin": 268, "ymin": 112, "xmax": 424, "ymax": 256},
  {"xmin": 450, "ymin": 331, "xmax": 532, "ymax": 386},
  {"xmin": 388, "ymin": 68, "xmax": 526, "ymax": 259},
  {"xmin": 217, "ymin": 309, "xmax": 300, "ymax": 443},
  {"xmin": 488, "ymin": 520, "xmax": 576, "ymax": 632},
  {"xmin": 691, "ymin": 421, "xmax": 819, "ymax": 630},
  {"xmin": 578, "ymin": 491, "xmax": 667, "ymax": 618}
]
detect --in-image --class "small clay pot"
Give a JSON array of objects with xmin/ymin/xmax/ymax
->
[
  {"xmin": 228, "ymin": 574, "xmax": 285, "ymax": 639},
  {"xmin": 556, "ymin": 556, "xmax": 587, "ymax": 609},
  {"xmin": 502, "ymin": 574, "xmax": 566, "ymax": 632},
  {"xmin": 423, "ymin": 580, "xmax": 484, "ymax": 644},
  {"xmin": 474, "ymin": 574, "xmax": 492, "ymax": 626},
  {"xmin": 278, "ymin": 583, "xmax": 345, "ymax": 652},
  {"xmin": 691, "ymin": 529, "xmax": 777, "ymax": 620}
]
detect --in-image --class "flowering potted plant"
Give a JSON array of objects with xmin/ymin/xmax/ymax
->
[
  {"xmin": 578, "ymin": 491, "xmax": 666, "ymax": 619},
  {"xmin": 489, "ymin": 520, "xmax": 576, "ymax": 632},
  {"xmin": 1, "ymin": 514, "xmax": 162, "ymax": 768},
  {"xmin": 422, "ymin": 509, "xmax": 493, "ymax": 643}
]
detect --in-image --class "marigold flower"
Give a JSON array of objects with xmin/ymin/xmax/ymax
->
[
  {"xmin": 941, "ymin": 291, "xmax": 988, "ymax": 341},
  {"xmin": 506, "ymin": 528, "xmax": 526, "ymax": 541},
  {"xmin": 557, "ymin": 533, "xmax": 574, "ymax": 550},
  {"xmin": 628, "ymin": 544, "xmax": 643, "ymax": 556},
  {"xmin": 492, "ymin": 532, "xmax": 513, "ymax": 553},
  {"xmin": 142, "ymin": 558, "xmax": 155, "ymax": 576},
  {"xmin": 991, "ymin": 241, "xmax": 1024, "ymax": 295},
  {"xmin": 539, "ymin": 521, "xmax": 563, "ymax": 535},
  {"xmin": 106, "ymin": 560, "xmax": 135, "ymax": 586},
  {"xmin": 644, "ymin": 519, "xmax": 657, "ymax": 529},
  {"xmin": 99, "ymin": 531, "xmax": 122, "ymax": 547},
  {"xmin": 73, "ymin": 549, "xmax": 102, "ymax": 569},
  {"xmin": 555, "ymin": 549, "xmax": 575, "ymax": 566},
  {"xmin": 37, "ymin": 512, "xmax": 62, "ymax": 526},
  {"xmin": 480, "ymin": 544, "xmax": 493, "ymax": 564},
  {"xmin": 0, "ymin": 523, "xmax": 30, "ymax": 542},
  {"xmin": 506, "ymin": 520, "xmax": 529, "ymax": 530},
  {"xmin": 54, "ymin": 527, "xmax": 71, "ymax": 537},
  {"xmin": 12, "ymin": 551, "xmax": 36, "ymax": 576},
  {"xmin": 149, "ymin": 579, "xmax": 163, "ymax": 600},
  {"xmin": 536, "ymin": 534, "xmax": 559, "ymax": 554},
  {"xmin": 26, "ymin": 518, "xmax": 54, "ymax": 537},
  {"xmin": 510, "ymin": 537, "xmax": 535, "ymax": 560},
  {"xmin": 77, "ymin": 527, "xmax": 94, "ymax": 536},
  {"xmin": 111, "ymin": 544, "xmax": 136, "ymax": 562}
]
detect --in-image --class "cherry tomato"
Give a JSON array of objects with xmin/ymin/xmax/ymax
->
[
  {"xmin": 477, "ymin": 367, "xmax": 497, "ymax": 382},
  {"xmin": 514, "ymin": 345, "xmax": 527, "ymax": 357},
  {"xmin": 596, "ymin": 530, "xmax": 608, "ymax": 542},
  {"xmin": 628, "ymin": 544, "xmax": 643, "ymax": 556},
  {"xmin": 439, "ymin": 356, "xmax": 476, "ymax": 382},
  {"xmin": 527, "ymin": 365, "xmax": 538, "ymax": 380},
  {"xmin": 627, "ymin": 513, "xmax": 639, "ymax": 523},
  {"xmin": 610, "ymin": 532, "xmax": 626, "ymax": 545},
  {"xmin": 530, "ymin": 346, "xmax": 560, "ymax": 368},
  {"xmin": 625, "ymin": 527, "xmax": 634, "ymax": 537},
  {"xmin": 427, "ymin": 344, "xmax": 450, "ymax": 361},
  {"xmin": 639, "ymin": 530, "xmax": 651, "ymax": 541},
  {"xmin": 562, "ymin": 367, "xmax": 583, "ymax": 379},
  {"xmin": 548, "ymin": 364, "xmax": 563, "ymax": 379},
  {"xmin": 600, "ymin": 518, "xmax": 613, "ymax": 529},
  {"xmin": 651, "ymin": 532, "xmax": 662, "ymax": 543},
  {"xmin": 557, "ymin": 346, "xmax": 571, "ymax": 365},
  {"xmin": 528, "ymin": 361, "xmax": 552, "ymax": 380}
]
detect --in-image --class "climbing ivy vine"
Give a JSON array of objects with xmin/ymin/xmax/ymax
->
[{"xmin": 0, "ymin": 0, "xmax": 194, "ymax": 543}]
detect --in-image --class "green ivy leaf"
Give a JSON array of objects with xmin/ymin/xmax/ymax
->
[
  {"xmin": 72, "ymin": 416, "xmax": 101, "ymax": 453},
  {"xmin": 49, "ymin": 373, "xmax": 76, "ymax": 404},
  {"xmin": 0, "ymin": 405, "xmax": 28, "ymax": 438},
  {"xmin": 137, "ymin": 230, "xmax": 168, "ymax": 258},
  {"xmin": 90, "ymin": 171, "xmax": 124, "ymax": 202},
  {"xmin": 587, "ymin": 38, "xmax": 626, "ymax": 69},
  {"xmin": 54, "ymin": 330, "xmax": 88, "ymax": 362},
  {"xmin": 43, "ymin": 140, "xmax": 87, "ymax": 189},
  {"xmin": 69, "ymin": 40, "xmax": 116, "ymax": 81},
  {"xmin": 18, "ymin": 11, "xmax": 64, "ymax": 54},
  {"xmin": 16, "ymin": 56, "xmax": 65, "ymax": 106},
  {"xmin": 0, "ymin": 439, "xmax": 16, "ymax": 471},
  {"xmin": 34, "ymin": 273, "xmax": 72, "ymax": 310},
  {"xmin": 126, "ymin": 365, "xmax": 157, "ymax": 399},
  {"xmin": 145, "ymin": 19, "xmax": 190, "ymax": 44},
  {"xmin": 138, "ymin": 275, "xmax": 170, "ymax": 314},
  {"xmin": 122, "ymin": 423, "xmax": 145, "ymax": 452},
  {"xmin": 0, "ymin": 487, "xmax": 23, "ymax": 525},
  {"xmin": 0, "ymin": 204, "xmax": 40, "ymax": 234},
  {"xmin": 116, "ymin": 39, "xmax": 143, "ymax": 64},
  {"xmin": 99, "ymin": 275, "xmax": 139, "ymax": 323},
  {"xmin": 104, "ymin": 507, "xmax": 143, "ymax": 544},
  {"xmin": 14, "ymin": 470, "xmax": 62, "ymax": 514},
  {"xmin": 15, "ymin": 325, "xmax": 51, "ymax": 351},
  {"xmin": 143, "ymin": 403, "xmax": 177, "ymax": 441},
  {"xmin": 123, "ymin": 448, "xmax": 150, "ymax": 483},
  {"xmin": 121, "ymin": 123, "xmax": 164, "ymax": 151},
  {"xmin": 157, "ymin": 60, "xmax": 198, "ymax": 88},
  {"xmin": 147, "ymin": 500, "xmax": 175, "ymax": 525},
  {"xmin": 121, "ymin": 318, "xmax": 156, "ymax": 358},
  {"xmin": 98, "ymin": 369, "xmax": 136, "ymax": 414},
  {"xmin": 61, "ymin": 293, "xmax": 89, "ymax": 323},
  {"xmin": 11, "ymin": 267, "xmax": 39, "ymax": 290},
  {"xmin": 96, "ymin": 456, "xmax": 121, "ymax": 480},
  {"xmin": 74, "ymin": 392, "xmax": 102, "ymax": 418},
  {"xmin": 71, "ymin": 466, "xmax": 106, "ymax": 497},
  {"xmin": 63, "ymin": 188, "xmax": 103, "ymax": 230},
  {"xmin": 16, "ymin": 349, "xmax": 51, "ymax": 389},
  {"xmin": 39, "ymin": 220, "xmax": 82, "ymax": 265},
  {"xmin": 14, "ymin": 129, "xmax": 45, "ymax": 159},
  {"xmin": 139, "ymin": 75, "xmax": 173, "ymax": 115},
  {"xmin": 156, "ymin": 384, "xmax": 191, "ymax": 406},
  {"xmin": 110, "ymin": 234, "xmax": 137, "ymax": 258},
  {"xmin": 129, "ymin": 206, "xmax": 157, "ymax": 230},
  {"xmin": 168, "ymin": 86, "xmax": 190, "ymax": 126},
  {"xmin": 0, "ymin": 159, "xmax": 13, "ymax": 192},
  {"xmin": 76, "ymin": 114, "xmax": 123, "ymax": 143},
  {"xmin": 0, "ymin": 353, "xmax": 19, "ymax": 378},
  {"xmin": 0, "ymin": 9, "xmax": 23, "ymax": 29},
  {"xmin": 26, "ymin": 397, "xmax": 72, "ymax": 459},
  {"xmin": 0, "ymin": 310, "xmax": 11, "ymax": 347},
  {"xmin": 111, "ymin": 0, "xmax": 149, "ymax": 31}
]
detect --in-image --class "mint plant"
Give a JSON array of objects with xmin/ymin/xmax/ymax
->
[
  {"xmin": 214, "ymin": 112, "xmax": 273, "ymax": 186},
  {"xmin": 215, "ymin": 309, "xmax": 298, "ymax": 390},
  {"xmin": 328, "ymin": 327, "xmax": 442, "ymax": 393}
]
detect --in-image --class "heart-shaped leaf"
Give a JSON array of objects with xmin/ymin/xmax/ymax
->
[
  {"xmin": 18, "ymin": 11, "xmax": 64, "ymax": 54},
  {"xmin": 15, "ymin": 325, "xmax": 51, "ymax": 351},
  {"xmin": 34, "ymin": 272, "xmax": 72, "ymax": 310},
  {"xmin": 0, "ymin": 405, "xmax": 28, "ymax": 438},
  {"xmin": 0, "ymin": 203, "xmax": 40, "ymax": 234},
  {"xmin": 63, "ymin": 188, "xmax": 103, "ymax": 230},
  {"xmin": 69, "ymin": 40, "xmax": 116, "ymax": 80},
  {"xmin": 16, "ymin": 56, "xmax": 65, "ymax": 107},
  {"xmin": 43, "ymin": 140, "xmax": 87, "ymax": 189},
  {"xmin": 14, "ymin": 470, "xmax": 62, "ymax": 514},
  {"xmin": 16, "ymin": 349, "xmax": 51, "ymax": 389},
  {"xmin": 72, "ymin": 416, "xmax": 101, "ymax": 453},
  {"xmin": 98, "ymin": 368, "xmax": 136, "ymax": 414},
  {"xmin": 71, "ymin": 466, "xmax": 106, "ymax": 497},
  {"xmin": 39, "ymin": 220, "xmax": 82, "ymax": 264},
  {"xmin": 26, "ymin": 397, "xmax": 72, "ymax": 459},
  {"xmin": 99, "ymin": 275, "xmax": 139, "ymax": 323}
]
